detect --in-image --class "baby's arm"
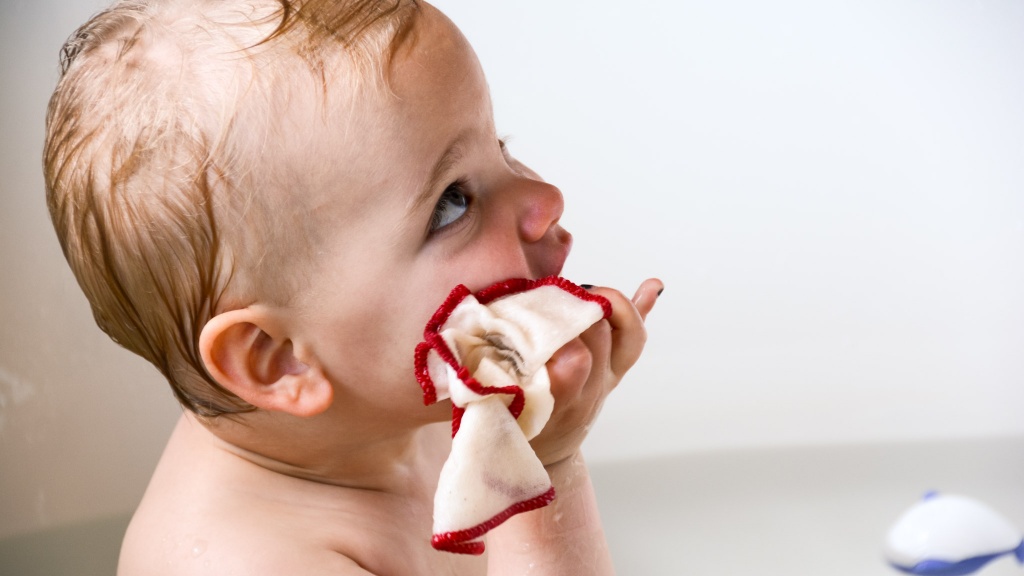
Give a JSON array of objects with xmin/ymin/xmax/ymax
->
[{"xmin": 485, "ymin": 279, "xmax": 663, "ymax": 575}]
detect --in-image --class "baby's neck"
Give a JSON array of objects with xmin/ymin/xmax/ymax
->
[{"xmin": 198, "ymin": 410, "xmax": 451, "ymax": 497}]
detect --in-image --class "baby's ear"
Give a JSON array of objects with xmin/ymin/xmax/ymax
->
[{"xmin": 199, "ymin": 308, "xmax": 332, "ymax": 417}]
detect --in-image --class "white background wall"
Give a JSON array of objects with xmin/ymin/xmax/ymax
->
[{"xmin": 2, "ymin": 0, "xmax": 1022, "ymax": 539}]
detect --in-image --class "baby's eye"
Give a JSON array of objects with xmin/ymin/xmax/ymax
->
[{"xmin": 429, "ymin": 184, "xmax": 469, "ymax": 232}]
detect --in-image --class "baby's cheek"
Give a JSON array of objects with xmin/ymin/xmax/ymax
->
[{"xmin": 454, "ymin": 243, "xmax": 536, "ymax": 288}]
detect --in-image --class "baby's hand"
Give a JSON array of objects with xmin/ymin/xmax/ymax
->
[{"xmin": 531, "ymin": 278, "xmax": 663, "ymax": 466}]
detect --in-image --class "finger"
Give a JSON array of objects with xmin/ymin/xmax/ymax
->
[
  {"xmin": 586, "ymin": 287, "xmax": 647, "ymax": 375},
  {"xmin": 631, "ymin": 277, "xmax": 664, "ymax": 321},
  {"xmin": 586, "ymin": 286, "xmax": 637, "ymax": 332},
  {"xmin": 546, "ymin": 336, "xmax": 594, "ymax": 400},
  {"xmin": 576, "ymin": 318, "xmax": 612, "ymax": 379}
]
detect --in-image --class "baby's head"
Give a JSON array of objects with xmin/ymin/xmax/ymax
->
[
  {"xmin": 44, "ymin": 0, "xmax": 420, "ymax": 416},
  {"xmin": 45, "ymin": 0, "xmax": 571, "ymax": 423}
]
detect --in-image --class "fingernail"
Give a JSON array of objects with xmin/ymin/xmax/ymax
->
[
  {"xmin": 580, "ymin": 284, "xmax": 594, "ymax": 290},
  {"xmin": 657, "ymin": 288, "xmax": 664, "ymax": 296}
]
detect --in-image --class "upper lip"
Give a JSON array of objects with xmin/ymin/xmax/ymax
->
[{"xmin": 530, "ymin": 225, "xmax": 572, "ymax": 279}]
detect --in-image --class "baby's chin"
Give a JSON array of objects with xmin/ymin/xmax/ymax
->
[{"xmin": 416, "ymin": 396, "xmax": 454, "ymax": 424}]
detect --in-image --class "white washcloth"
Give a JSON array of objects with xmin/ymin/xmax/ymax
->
[{"xmin": 414, "ymin": 277, "xmax": 611, "ymax": 554}]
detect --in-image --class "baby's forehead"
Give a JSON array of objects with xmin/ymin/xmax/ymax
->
[
  {"xmin": 233, "ymin": 3, "xmax": 491, "ymax": 207},
  {"xmin": 262, "ymin": 6, "xmax": 486, "ymax": 176}
]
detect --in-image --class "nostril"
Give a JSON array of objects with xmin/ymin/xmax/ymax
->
[{"xmin": 518, "ymin": 181, "xmax": 564, "ymax": 243}]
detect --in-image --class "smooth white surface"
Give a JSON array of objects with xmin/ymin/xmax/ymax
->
[
  {"xmin": 2, "ymin": 0, "xmax": 1022, "ymax": 539},
  {"xmin": 590, "ymin": 437, "xmax": 1024, "ymax": 576},
  {"xmin": 885, "ymin": 494, "xmax": 1021, "ymax": 567}
]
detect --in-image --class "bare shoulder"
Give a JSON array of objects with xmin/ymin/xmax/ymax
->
[
  {"xmin": 119, "ymin": 515, "xmax": 375, "ymax": 575},
  {"xmin": 115, "ymin": 418, "xmax": 374, "ymax": 576},
  {"xmin": 116, "ymin": 417, "xmax": 484, "ymax": 576}
]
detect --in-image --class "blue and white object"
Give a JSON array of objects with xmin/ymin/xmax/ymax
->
[{"xmin": 885, "ymin": 492, "xmax": 1024, "ymax": 576}]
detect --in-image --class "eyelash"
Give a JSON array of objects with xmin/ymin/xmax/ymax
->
[
  {"xmin": 426, "ymin": 139, "xmax": 507, "ymax": 235},
  {"xmin": 428, "ymin": 180, "xmax": 471, "ymax": 233}
]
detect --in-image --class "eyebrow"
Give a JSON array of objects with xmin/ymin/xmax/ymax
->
[{"xmin": 408, "ymin": 131, "xmax": 470, "ymax": 216}]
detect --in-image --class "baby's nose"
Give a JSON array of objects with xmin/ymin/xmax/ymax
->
[{"xmin": 516, "ymin": 180, "xmax": 565, "ymax": 244}]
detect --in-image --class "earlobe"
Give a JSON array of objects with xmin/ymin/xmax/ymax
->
[{"xmin": 199, "ymin": 308, "xmax": 333, "ymax": 417}]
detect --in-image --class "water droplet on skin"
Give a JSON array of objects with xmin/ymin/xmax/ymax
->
[{"xmin": 191, "ymin": 540, "xmax": 207, "ymax": 557}]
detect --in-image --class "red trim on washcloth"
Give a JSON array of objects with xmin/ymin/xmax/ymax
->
[
  {"xmin": 413, "ymin": 276, "xmax": 612, "ymax": 410},
  {"xmin": 413, "ymin": 341, "xmax": 437, "ymax": 405},
  {"xmin": 417, "ymin": 330, "xmax": 525, "ymax": 435},
  {"xmin": 431, "ymin": 486, "xmax": 557, "ymax": 555},
  {"xmin": 412, "ymin": 277, "xmax": 612, "ymax": 554},
  {"xmin": 451, "ymin": 405, "xmax": 465, "ymax": 439},
  {"xmin": 474, "ymin": 276, "xmax": 613, "ymax": 320}
]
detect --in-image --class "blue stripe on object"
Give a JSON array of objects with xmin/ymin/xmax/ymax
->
[{"xmin": 890, "ymin": 552, "xmax": 1008, "ymax": 576}]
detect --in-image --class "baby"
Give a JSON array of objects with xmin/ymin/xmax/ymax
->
[{"xmin": 43, "ymin": 0, "xmax": 662, "ymax": 574}]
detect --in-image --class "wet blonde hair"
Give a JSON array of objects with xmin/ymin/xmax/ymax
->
[{"xmin": 44, "ymin": 0, "xmax": 418, "ymax": 416}]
